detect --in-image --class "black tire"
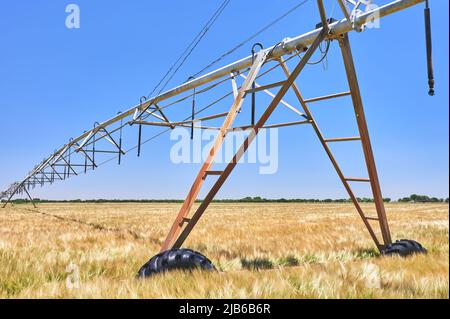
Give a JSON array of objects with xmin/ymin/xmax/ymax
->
[
  {"xmin": 382, "ymin": 239, "xmax": 427, "ymax": 257},
  {"xmin": 138, "ymin": 248, "xmax": 216, "ymax": 278}
]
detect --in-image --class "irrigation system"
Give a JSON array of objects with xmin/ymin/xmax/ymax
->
[{"xmin": 1, "ymin": 0, "xmax": 433, "ymax": 276}]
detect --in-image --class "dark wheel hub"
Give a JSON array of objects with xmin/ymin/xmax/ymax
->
[
  {"xmin": 138, "ymin": 248, "xmax": 216, "ymax": 278},
  {"xmin": 382, "ymin": 239, "xmax": 427, "ymax": 257}
]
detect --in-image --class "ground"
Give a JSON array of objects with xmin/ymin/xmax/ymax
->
[{"xmin": 0, "ymin": 202, "xmax": 448, "ymax": 298}]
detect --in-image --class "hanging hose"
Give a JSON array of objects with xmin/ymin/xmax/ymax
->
[
  {"xmin": 186, "ymin": 76, "xmax": 196, "ymax": 140},
  {"xmin": 93, "ymin": 122, "xmax": 99, "ymax": 170},
  {"xmin": 251, "ymin": 43, "xmax": 263, "ymax": 126},
  {"xmin": 191, "ymin": 88, "xmax": 196, "ymax": 140},
  {"xmin": 424, "ymin": 0, "xmax": 434, "ymax": 96},
  {"xmin": 118, "ymin": 112, "xmax": 123, "ymax": 165},
  {"xmin": 68, "ymin": 138, "xmax": 73, "ymax": 179},
  {"xmin": 137, "ymin": 97, "xmax": 146, "ymax": 157},
  {"xmin": 83, "ymin": 131, "xmax": 87, "ymax": 173}
]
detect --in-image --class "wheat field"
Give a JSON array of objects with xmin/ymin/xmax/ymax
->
[{"xmin": 0, "ymin": 202, "xmax": 448, "ymax": 299}]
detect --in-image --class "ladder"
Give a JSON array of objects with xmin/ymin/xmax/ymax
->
[{"xmin": 277, "ymin": 34, "xmax": 392, "ymax": 249}]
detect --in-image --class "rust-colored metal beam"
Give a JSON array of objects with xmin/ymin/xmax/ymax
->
[
  {"xmin": 317, "ymin": 0, "xmax": 329, "ymax": 31},
  {"xmin": 324, "ymin": 136, "xmax": 361, "ymax": 143},
  {"xmin": 262, "ymin": 120, "xmax": 311, "ymax": 129},
  {"xmin": 346, "ymin": 177, "xmax": 371, "ymax": 183},
  {"xmin": 303, "ymin": 91, "xmax": 351, "ymax": 103},
  {"xmin": 159, "ymin": 50, "xmax": 268, "ymax": 252},
  {"xmin": 338, "ymin": 34, "xmax": 392, "ymax": 245},
  {"xmin": 23, "ymin": 186, "xmax": 37, "ymax": 208},
  {"xmin": 171, "ymin": 29, "xmax": 327, "ymax": 250}
]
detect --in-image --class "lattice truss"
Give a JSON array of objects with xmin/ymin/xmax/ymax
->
[
  {"xmin": 1, "ymin": 0, "xmax": 427, "ymax": 251},
  {"xmin": 0, "ymin": 0, "xmax": 395, "ymax": 202}
]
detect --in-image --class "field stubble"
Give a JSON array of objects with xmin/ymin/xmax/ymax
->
[{"xmin": 0, "ymin": 202, "xmax": 448, "ymax": 298}]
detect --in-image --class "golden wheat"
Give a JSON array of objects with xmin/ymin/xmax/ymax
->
[{"xmin": 0, "ymin": 202, "xmax": 447, "ymax": 298}]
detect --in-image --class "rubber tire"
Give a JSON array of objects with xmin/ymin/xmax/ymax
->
[
  {"xmin": 138, "ymin": 248, "xmax": 216, "ymax": 278},
  {"xmin": 382, "ymin": 239, "xmax": 427, "ymax": 257}
]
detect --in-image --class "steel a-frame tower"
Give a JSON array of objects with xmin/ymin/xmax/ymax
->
[{"xmin": 160, "ymin": 26, "xmax": 393, "ymax": 253}]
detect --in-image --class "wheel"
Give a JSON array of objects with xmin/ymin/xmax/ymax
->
[
  {"xmin": 138, "ymin": 248, "xmax": 216, "ymax": 278},
  {"xmin": 382, "ymin": 239, "xmax": 427, "ymax": 257}
]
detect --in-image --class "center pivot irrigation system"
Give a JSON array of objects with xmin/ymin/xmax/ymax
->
[{"xmin": 2, "ymin": 0, "xmax": 434, "ymax": 276}]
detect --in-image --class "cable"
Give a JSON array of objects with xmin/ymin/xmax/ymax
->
[
  {"xmin": 307, "ymin": 39, "xmax": 330, "ymax": 65},
  {"xmin": 140, "ymin": 0, "xmax": 310, "ymax": 121},
  {"xmin": 146, "ymin": 0, "xmax": 231, "ymax": 100},
  {"xmin": 192, "ymin": 0, "xmax": 310, "ymax": 78}
]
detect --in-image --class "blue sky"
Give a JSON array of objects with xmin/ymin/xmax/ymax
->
[{"xmin": 0, "ymin": 0, "xmax": 448, "ymax": 200}]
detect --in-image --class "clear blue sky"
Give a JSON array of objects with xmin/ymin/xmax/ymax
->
[{"xmin": 0, "ymin": 0, "xmax": 448, "ymax": 200}]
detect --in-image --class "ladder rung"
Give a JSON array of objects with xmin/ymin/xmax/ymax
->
[
  {"xmin": 303, "ymin": 91, "xmax": 351, "ymax": 103},
  {"xmin": 179, "ymin": 217, "xmax": 191, "ymax": 226},
  {"xmin": 205, "ymin": 170, "xmax": 223, "ymax": 175},
  {"xmin": 202, "ymin": 170, "xmax": 223, "ymax": 180},
  {"xmin": 262, "ymin": 120, "xmax": 311, "ymax": 129},
  {"xmin": 365, "ymin": 217, "xmax": 379, "ymax": 221},
  {"xmin": 324, "ymin": 136, "xmax": 361, "ymax": 143},
  {"xmin": 346, "ymin": 177, "xmax": 371, "ymax": 182},
  {"xmin": 245, "ymin": 81, "xmax": 286, "ymax": 94}
]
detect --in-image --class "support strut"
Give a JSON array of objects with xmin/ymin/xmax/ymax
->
[
  {"xmin": 164, "ymin": 29, "xmax": 327, "ymax": 251},
  {"xmin": 338, "ymin": 34, "xmax": 392, "ymax": 246},
  {"xmin": 160, "ymin": 49, "xmax": 270, "ymax": 252}
]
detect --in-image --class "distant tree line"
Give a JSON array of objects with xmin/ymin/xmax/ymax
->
[
  {"xmin": 225, "ymin": 196, "xmax": 392, "ymax": 203},
  {"xmin": 398, "ymin": 194, "xmax": 449, "ymax": 203},
  {"xmin": 3, "ymin": 194, "xmax": 448, "ymax": 204}
]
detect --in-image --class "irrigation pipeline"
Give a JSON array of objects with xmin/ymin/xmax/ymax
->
[{"xmin": 1, "ymin": 0, "xmax": 427, "ymax": 203}]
